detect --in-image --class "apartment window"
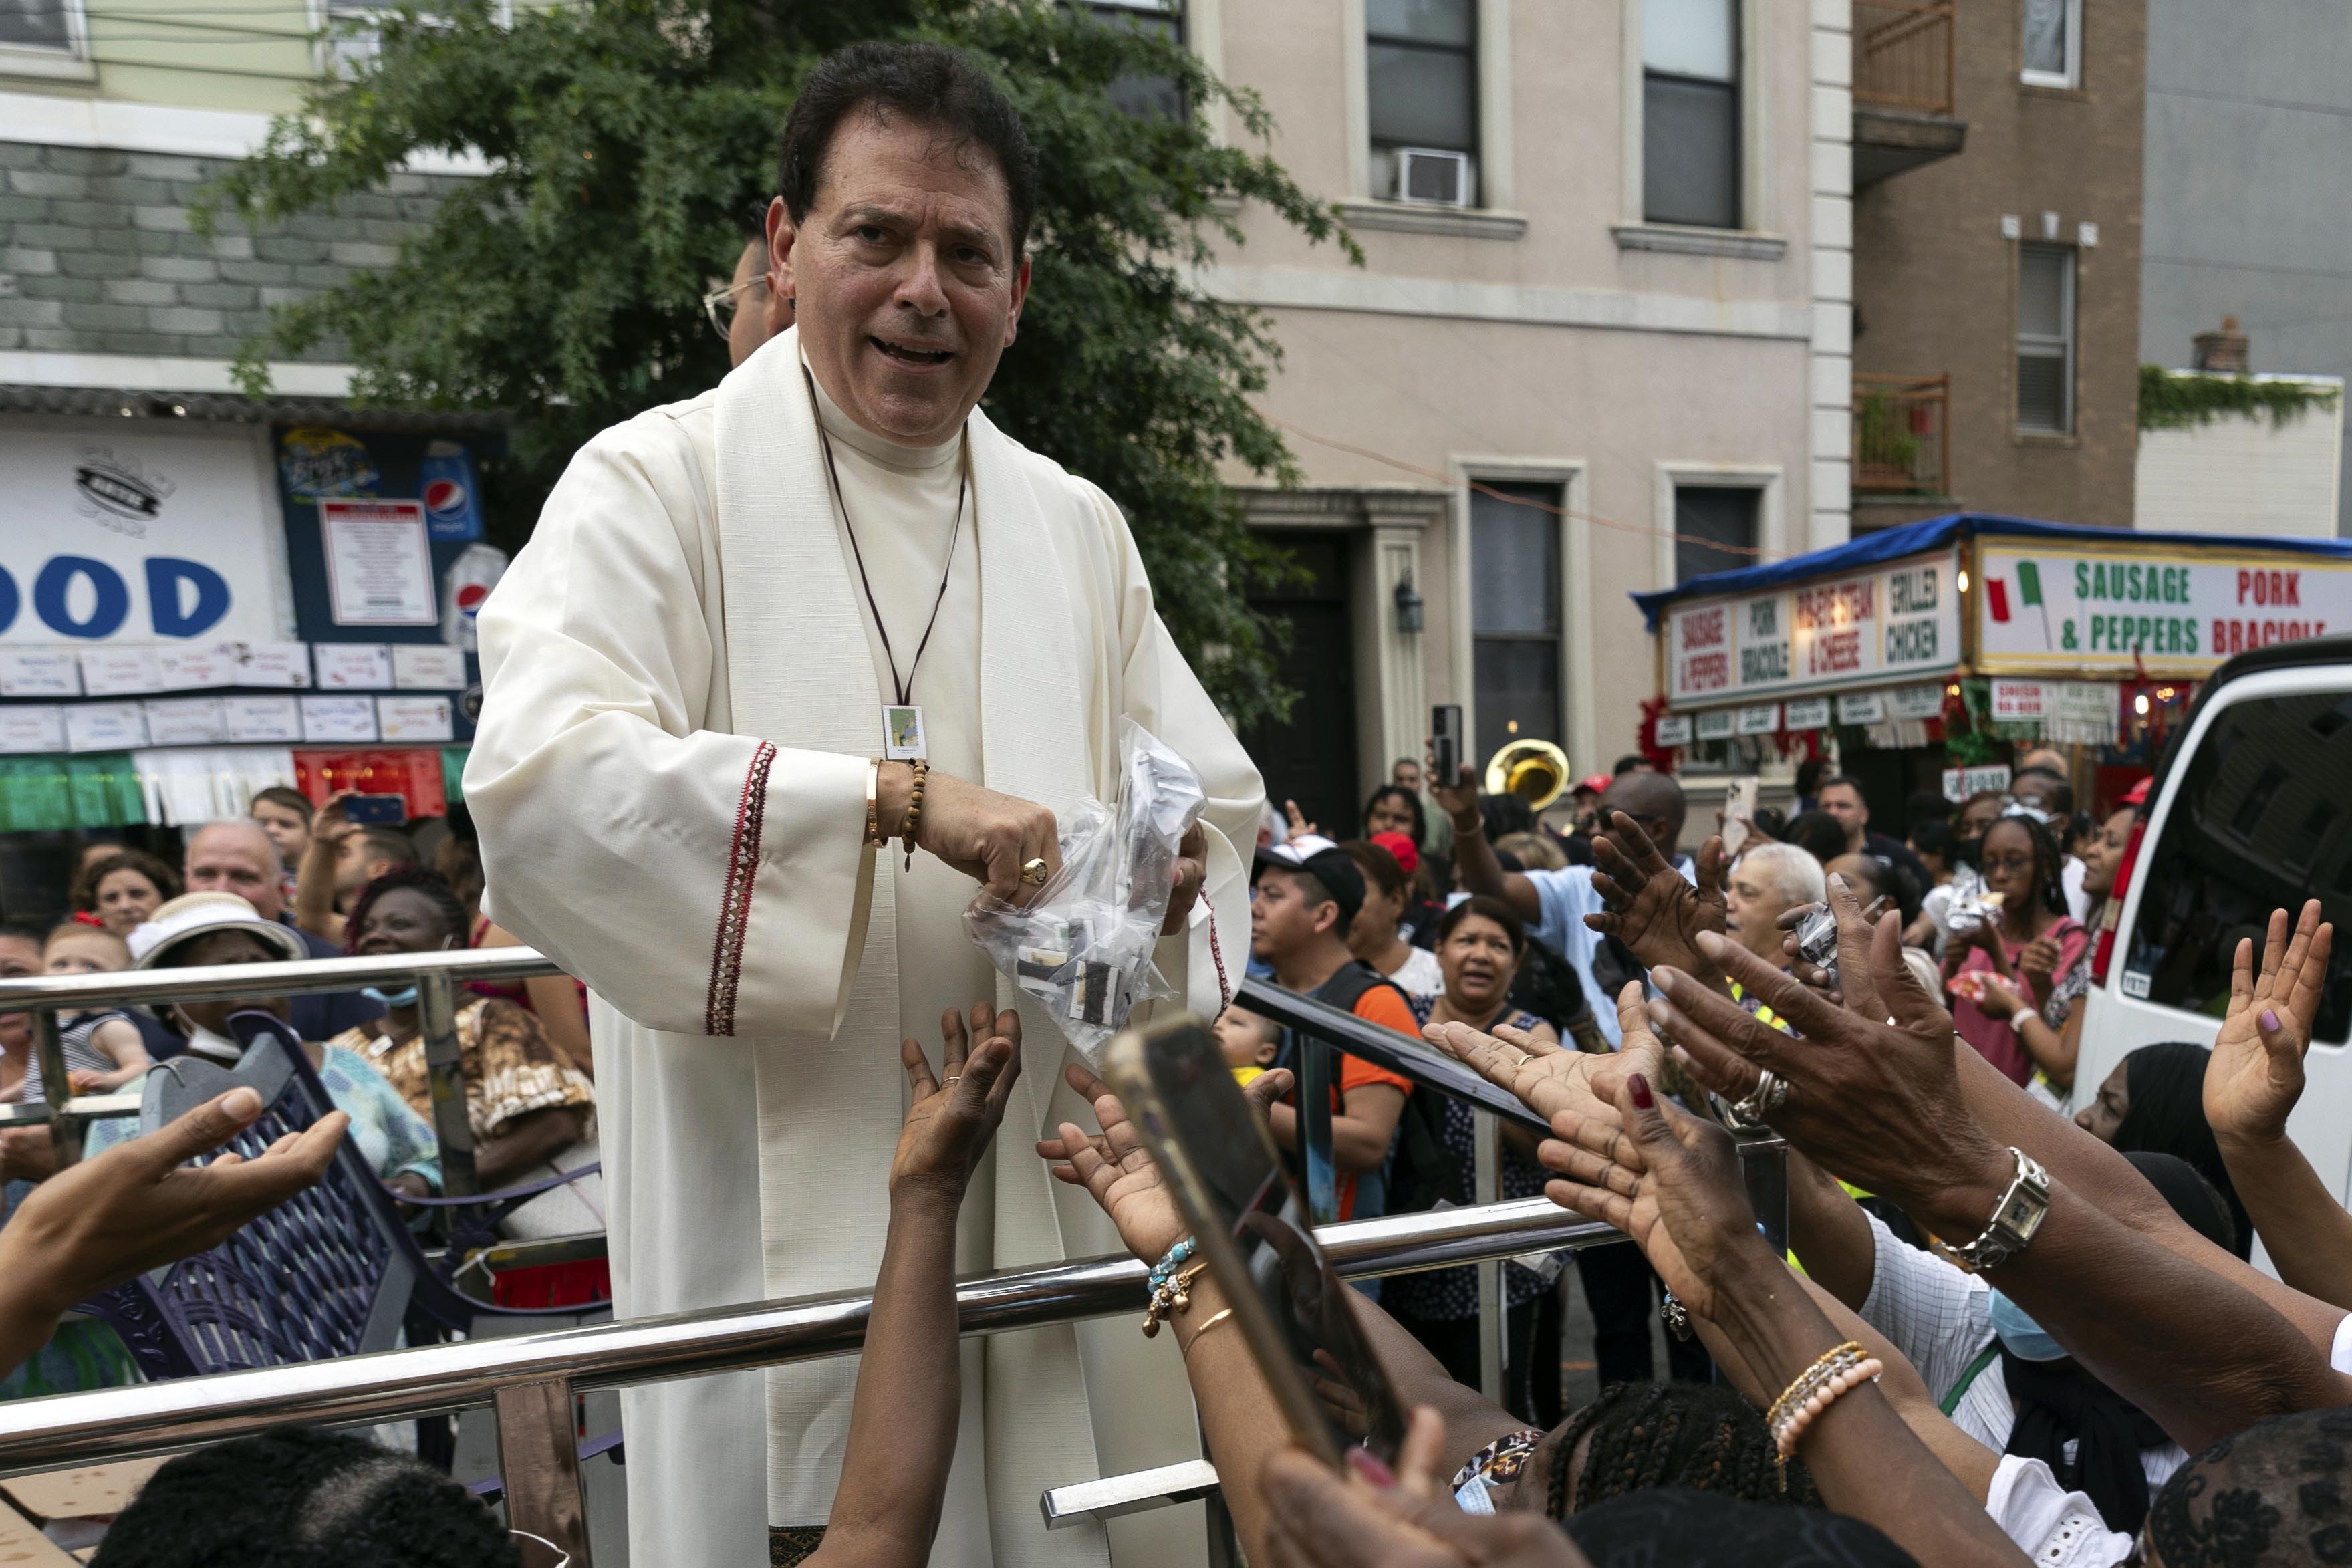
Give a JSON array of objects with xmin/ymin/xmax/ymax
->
[
  {"xmin": 1644, "ymin": 0, "xmax": 1740, "ymax": 229},
  {"xmin": 2016, "ymin": 243, "xmax": 2076, "ymax": 434},
  {"xmin": 1470, "ymin": 481, "xmax": 1563, "ymax": 764},
  {"xmin": 1086, "ymin": 0, "xmax": 1186, "ymax": 122},
  {"xmin": 1674, "ymin": 486, "xmax": 1759, "ymax": 583},
  {"xmin": 0, "ymin": 0, "xmax": 85, "ymax": 62},
  {"xmin": 2020, "ymin": 0, "xmax": 2081, "ymax": 87},
  {"xmin": 1367, "ymin": 0, "xmax": 1478, "ymax": 205}
]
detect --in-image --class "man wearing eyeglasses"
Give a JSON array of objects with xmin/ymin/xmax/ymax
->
[
  {"xmin": 466, "ymin": 37, "xmax": 1261, "ymax": 1568},
  {"xmin": 707, "ymin": 198, "xmax": 795, "ymax": 368}
]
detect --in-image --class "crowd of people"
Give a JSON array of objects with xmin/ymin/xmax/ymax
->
[{"xmin": 1, "ymin": 755, "xmax": 2342, "ymax": 1568}]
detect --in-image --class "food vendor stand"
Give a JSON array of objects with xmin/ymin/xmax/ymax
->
[{"xmin": 1630, "ymin": 513, "xmax": 2352, "ymax": 811}]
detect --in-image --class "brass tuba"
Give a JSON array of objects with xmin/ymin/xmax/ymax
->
[{"xmin": 1483, "ymin": 738, "xmax": 1571, "ymax": 813}]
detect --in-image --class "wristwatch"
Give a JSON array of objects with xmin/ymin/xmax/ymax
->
[{"xmin": 1930, "ymin": 1147, "xmax": 2050, "ymax": 1273}]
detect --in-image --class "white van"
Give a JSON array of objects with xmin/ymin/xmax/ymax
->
[{"xmin": 2077, "ymin": 635, "xmax": 2352, "ymax": 1231}]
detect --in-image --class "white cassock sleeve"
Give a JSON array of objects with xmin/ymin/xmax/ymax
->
[
  {"xmin": 1085, "ymin": 485, "xmax": 1265, "ymax": 1025},
  {"xmin": 465, "ymin": 420, "xmax": 873, "ymax": 1041}
]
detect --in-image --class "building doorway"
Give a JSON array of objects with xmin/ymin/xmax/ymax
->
[{"xmin": 1240, "ymin": 531, "xmax": 1360, "ymax": 839}]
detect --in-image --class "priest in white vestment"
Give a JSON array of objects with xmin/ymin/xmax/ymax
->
[{"xmin": 464, "ymin": 42, "xmax": 1261, "ymax": 1568}]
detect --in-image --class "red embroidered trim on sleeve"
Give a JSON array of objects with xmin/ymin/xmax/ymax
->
[
  {"xmin": 705, "ymin": 740, "xmax": 777, "ymax": 1037},
  {"xmin": 1202, "ymin": 892, "xmax": 1232, "ymax": 1014}
]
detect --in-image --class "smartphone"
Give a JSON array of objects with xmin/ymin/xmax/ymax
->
[
  {"xmin": 346, "ymin": 793, "xmax": 408, "ymax": 826},
  {"xmin": 1103, "ymin": 1015, "xmax": 1406, "ymax": 1469},
  {"xmin": 1720, "ymin": 775, "xmax": 1760, "ymax": 856},
  {"xmin": 1431, "ymin": 704, "xmax": 1464, "ymax": 789}
]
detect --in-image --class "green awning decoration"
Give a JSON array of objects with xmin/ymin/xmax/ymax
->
[
  {"xmin": 441, "ymin": 745, "xmax": 469, "ymax": 807},
  {"xmin": 0, "ymin": 753, "xmax": 150, "ymax": 833}
]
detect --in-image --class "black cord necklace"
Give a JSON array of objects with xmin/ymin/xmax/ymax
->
[{"xmin": 803, "ymin": 364, "xmax": 967, "ymax": 723}]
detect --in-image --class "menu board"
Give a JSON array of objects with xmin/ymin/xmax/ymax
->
[
  {"xmin": 1666, "ymin": 547, "xmax": 1962, "ymax": 710},
  {"xmin": 1976, "ymin": 541, "xmax": 2352, "ymax": 677}
]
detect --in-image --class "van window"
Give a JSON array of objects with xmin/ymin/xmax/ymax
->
[{"xmin": 2125, "ymin": 690, "xmax": 2352, "ymax": 1042}]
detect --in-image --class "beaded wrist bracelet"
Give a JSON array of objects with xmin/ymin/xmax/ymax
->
[
  {"xmin": 1148, "ymin": 1238, "xmax": 1196, "ymax": 1291},
  {"xmin": 1765, "ymin": 1340, "xmax": 1882, "ymax": 1486},
  {"xmin": 1142, "ymin": 1259, "xmax": 1208, "ymax": 1339}
]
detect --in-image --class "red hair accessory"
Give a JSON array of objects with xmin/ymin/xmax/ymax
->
[{"xmin": 72, "ymin": 911, "xmax": 106, "ymax": 927}]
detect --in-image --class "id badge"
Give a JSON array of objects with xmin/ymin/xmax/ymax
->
[{"xmin": 882, "ymin": 704, "xmax": 928, "ymax": 761}]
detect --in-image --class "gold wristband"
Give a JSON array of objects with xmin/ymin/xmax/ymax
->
[
  {"xmin": 863, "ymin": 759, "xmax": 882, "ymax": 848},
  {"xmin": 1180, "ymin": 1306, "xmax": 1235, "ymax": 1353}
]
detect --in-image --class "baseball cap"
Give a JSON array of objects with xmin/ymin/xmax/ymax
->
[
  {"xmin": 1252, "ymin": 833, "xmax": 1365, "ymax": 922},
  {"xmin": 1369, "ymin": 829, "xmax": 1420, "ymax": 876},
  {"xmin": 1575, "ymin": 773, "xmax": 1613, "ymax": 797}
]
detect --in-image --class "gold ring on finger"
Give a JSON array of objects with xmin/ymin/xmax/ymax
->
[{"xmin": 1021, "ymin": 857, "xmax": 1050, "ymax": 886}]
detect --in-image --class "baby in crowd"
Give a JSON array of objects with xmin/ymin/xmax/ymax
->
[
  {"xmin": 13, "ymin": 924, "xmax": 152, "ymax": 1099},
  {"xmin": 1214, "ymin": 1003, "xmax": 1281, "ymax": 1087}
]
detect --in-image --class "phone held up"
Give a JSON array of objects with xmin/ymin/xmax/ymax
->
[
  {"xmin": 1431, "ymin": 704, "xmax": 1464, "ymax": 788},
  {"xmin": 344, "ymin": 793, "xmax": 408, "ymax": 827},
  {"xmin": 1103, "ymin": 1014, "xmax": 1406, "ymax": 1469}
]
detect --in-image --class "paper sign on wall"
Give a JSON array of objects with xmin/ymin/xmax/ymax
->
[
  {"xmin": 63, "ymin": 702, "xmax": 147, "ymax": 752},
  {"xmin": 156, "ymin": 643, "xmax": 234, "ymax": 689},
  {"xmin": 376, "ymin": 694, "xmax": 454, "ymax": 743},
  {"xmin": 231, "ymin": 642, "xmax": 313, "ymax": 689},
  {"xmin": 1889, "ymin": 684, "xmax": 1948, "ymax": 721},
  {"xmin": 0, "ymin": 649, "xmax": 80, "ymax": 698},
  {"xmin": 1940, "ymin": 764, "xmax": 2014, "ymax": 801},
  {"xmin": 1782, "ymin": 696, "xmax": 1831, "ymax": 730},
  {"xmin": 390, "ymin": 644, "xmax": 466, "ymax": 690},
  {"xmin": 1735, "ymin": 704, "xmax": 1781, "ymax": 735},
  {"xmin": 142, "ymin": 697, "xmax": 228, "ymax": 746},
  {"xmin": 321, "ymin": 499, "xmax": 436, "ymax": 626},
  {"xmin": 313, "ymin": 643, "xmax": 394, "ymax": 690},
  {"xmin": 1652, "ymin": 714, "xmax": 1694, "ymax": 746},
  {"xmin": 78, "ymin": 647, "xmax": 162, "ymax": 697},
  {"xmin": 0, "ymin": 706, "xmax": 66, "ymax": 753},
  {"xmin": 1835, "ymin": 691, "xmax": 1887, "ymax": 725},
  {"xmin": 1990, "ymin": 678, "xmax": 2048, "ymax": 721},
  {"xmin": 224, "ymin": 695, "xmax": 303, "ymax": 743},
  {"xmin": 299, "ymin": 695, "xmax": 378, "ymax": 743},
  {"xmin": 1695, "ymin": 710, "xmax": 1736, "ymax": 741}
]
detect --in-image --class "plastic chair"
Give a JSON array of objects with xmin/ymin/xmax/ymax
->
[{"xmin": 79, "ymin": 1011, "xmax": 607, "ymax": 1383}]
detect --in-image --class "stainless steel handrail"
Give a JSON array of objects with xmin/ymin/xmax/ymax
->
[
  {"xmin": 0, "ymin": 948, "xmax": 564, "ymax": 1187},
  {"xmin": 0, "ymin": 1197, "xmax": 1610, "ymax": 1476}
]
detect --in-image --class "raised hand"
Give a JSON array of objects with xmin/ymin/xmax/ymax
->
[
  {"xmin": 1037, "ymin": 1061, "xmax": 1295, "ymax": 1262},
  {"xmin": 1425, "ymin": 985, "xmax": 1662, "ymax": 1131},
  {"xmin": 1541, "ymin": 1067, "xmax": 1773, "ymax": 1325},
  {"xmin": 1648, "ymin": 886, "xmax": 2006, "ymax": 1211},
  {"xmin": 892, "ymin": 1002, "xmax": 1025, "ymax": 1200},
  {"xmin": 1284, "ymin": 799, "xmax": 1321, "ymax": 839},
  {"xmin": 1426, "ymin": 757, "xmax": 1480, "ymax": 826},
  {"xmin": 2206, "ymin": 901, "xmax": 2335, "ymax": 1146},
  {"xmin": 1585, "ymin": 811, "xmax": 1728, "ymax": 987},
  {"xmin": 0, "ymin": 1087, "xmax": 346, "ymax": 1319}
]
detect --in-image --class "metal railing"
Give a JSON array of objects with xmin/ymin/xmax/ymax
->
[
  {"xmin": 0, "ymin": 947, "xmax": 564, "ymax": 1194},
  {"xmin": 1853, "ymin": 0, "xmax": 1956, "ymax": 116},
  {"xmin": 1853, "ymin": 373, "xmax": 1952, "ymax": 496}
]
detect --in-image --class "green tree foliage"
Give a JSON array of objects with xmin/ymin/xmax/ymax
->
[
  {"xmin": 210, "ymin": 0, "xmax": 1356, "ymax": 727},
  {"xmin": 2137, "ymin": 365, "xmax": 2341, "ymax": 433}
]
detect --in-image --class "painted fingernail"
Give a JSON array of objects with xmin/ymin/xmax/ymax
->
[
  {"xmin": 2261, "ymin": 1009, "xmax": 2281, "ymax": 1032},
  {"xmin": 1345, "ymin": 1447, "xmax": 1396, "ymax": 1488},
  {"xmin": 1628, "ymin": 1073, "xmax": 1655, "ymax": 1110}
]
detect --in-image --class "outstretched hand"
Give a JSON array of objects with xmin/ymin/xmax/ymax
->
[
  {"xmin": 2206, "ymin": 900, "xmax": 2335, "ymax": 1146},
  {"xmin": 1648, "ymin": 874, "xmax": 2006, "ymax": 1210},
  {"xmin": 1037, "ymin": 1061, "xmax": 1295, "ymax": 1263},
  {"xmin": 1585, "ymin": 813, "xmax": 1730, "ymax": 989},
  {"xmin": 1424, "ymin": 983, "xmax": 1663, "ymax": 1134},
  {"xmin": 1540, "ymin": 1062, "xmax": 1771, "ymax": 1325},
  {"xmin": 892, "ymin": 1002, "xmax": 1025, "ymax": 1200},
  {"xmin": 0, "ymin": 1087, "xmax": 346, "ymax": 1320}
]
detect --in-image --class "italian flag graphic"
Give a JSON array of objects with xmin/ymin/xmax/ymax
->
[{"xmin": 1986, "ymin": 560, "xmax": 2053, "ymax": 646}]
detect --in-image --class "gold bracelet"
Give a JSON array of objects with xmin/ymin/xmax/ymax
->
[
  {"xmin": 1765, "ymin": 1340, "xmax": 1865, "ymax": 1431},
  {"xmin": 863, "ymin": 759, "xmax": 882, "ymax": 848},
  {"xmin": 1180, "ymin": 1307, "xmax": 1235, "ymax": 1353},
  {"xmin": 900, "ymin": 759, "xmax": 929, "ymax": 870}
]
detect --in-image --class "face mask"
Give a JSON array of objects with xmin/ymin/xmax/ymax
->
[
  {"xmin": 181, "ymin": 1021, "xmax": 246, "ymax": 1065},
  {"xmin": 1989, "ymin": 1290, "xmax": 2069, "ymax": 1363},
  {"xmin": 362, "ymin": 985, "xmax": 420, "ymax": 1010}
]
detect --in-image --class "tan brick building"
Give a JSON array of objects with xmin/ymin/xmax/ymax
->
[{"xmin": 1848, "ymin": 0, "xmax": 2147, "ymax": 532}]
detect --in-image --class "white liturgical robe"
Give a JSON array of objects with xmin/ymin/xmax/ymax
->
[{"xmin": 464, "ymin": 325, "xmax": 1261, "ymax": 1568}]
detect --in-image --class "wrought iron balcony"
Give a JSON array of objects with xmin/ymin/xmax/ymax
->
[{"xmin": 1853, "ymin": 373, "xmax": 1952, "ymax": 497}]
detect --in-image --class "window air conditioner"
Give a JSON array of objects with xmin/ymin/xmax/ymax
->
[{"xmin": 1394, "ymin": 148, "xmax": 1471, "ymax": 207}]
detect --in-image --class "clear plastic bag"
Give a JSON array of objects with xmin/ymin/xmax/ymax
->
[{"xmin": 963, "ymin": 718, "xmax": 1206, "ymax": 1061}]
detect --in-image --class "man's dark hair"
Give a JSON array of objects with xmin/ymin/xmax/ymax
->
[
  {"xmin": 1611, "ymin": 754, "xmax": 1649, "ymax": 776},
  {"xmin": 738, "ymin": 195, "xmax": 772, "ymax": 240},
  {"xmin": 1908, "ymin": 817, "xmax": 1954, "ymax": 862},
  {"xmin": 777, "ymin": 41, "xmax": 1041, "ymax": 258},
  {"xmin": 1268, "ymin": 866, "xmax": 1352, "ymax": 939},
  {"xmin": 2150, "ymin": 1408, "xmax": 2352, "ymax": 1568},
  {"xmin": 352, "ymin": 827, "xmax": 418, "ymax": 874},
  {"xmin": 1904, "ymin": 788, "xmax": 1954, "ymax": 830},
  {"xmin": 1815, "ymin": 774, "xmax": 1866, "ymax": 804},
  {"xmin": 0, "ymin": 920, "xmax": 46, "ymax": 953}
]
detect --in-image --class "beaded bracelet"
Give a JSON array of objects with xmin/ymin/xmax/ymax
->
[
  {"xmin": 1767, "ymin": 1342, "xmax": 1882, "ymax": 1486},
  {"xmin": 1142, "ymin": 1258, "xmax": 1209, "ymax": 1338},
  {"xmin": 1148, "ymin": 1237, "xmax": 1197, "ymax": 1291},
  {"xmin": 900, "ymin": 759, "xmax": 930, "ymax": 871}
]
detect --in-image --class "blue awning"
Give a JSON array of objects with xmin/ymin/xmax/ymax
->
[{"xmin": 1630, "ymin": 513, "xmax": 2352, "ymax": 631}]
